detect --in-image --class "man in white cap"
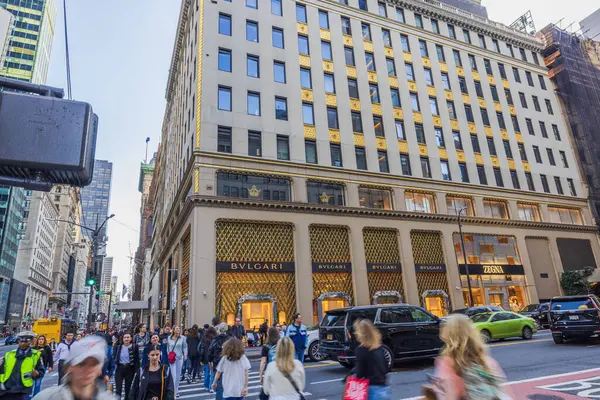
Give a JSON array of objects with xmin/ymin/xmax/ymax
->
[
  {"xmin": 33, "ymin": 335, "xmax": 114, "ymax": 400},
  {"xmin": 0, "ymin": 331, "xmax": 44, "ymax": 400}
]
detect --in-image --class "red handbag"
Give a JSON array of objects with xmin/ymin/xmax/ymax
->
[{"xmin": 343, "ymin": 376, "xmax": 369, "ymax": 400}]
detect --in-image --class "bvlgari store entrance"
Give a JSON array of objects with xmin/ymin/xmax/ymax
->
[
  {"xmin": 363, "ymin": 228, "xmax": 404, "ymax": 304},
  {"xmin": 454, "ymin": 234, "xmax": 529, "ymax": 311}
]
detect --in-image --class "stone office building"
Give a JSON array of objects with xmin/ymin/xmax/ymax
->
[{"xmin": 150, "ymin": 0, "xmax": 599, "ymax": 327}]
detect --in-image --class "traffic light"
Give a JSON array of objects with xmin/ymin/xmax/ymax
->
[{"xmin": 86, "ymin": 276, "xmax": 96, "ymax": 287}]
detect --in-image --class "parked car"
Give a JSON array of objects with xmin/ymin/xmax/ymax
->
[
  {"xmin": 305, "ymin": 327, "xmax": 327, "ymax": 362},
  {"xmin": 4, "ymin": 335, "xmax": 18, "ymax": 345},
  {"xmin": 319, "ymin": 304, "xmax": 443, "ymax": 369},
  {"xmin": 520, "ymin": 303, "xmax": 550, "ymax": 328},
  {"xmin": 451, "ymin": 305, "xmax": 504, "ymax": 317},
  {"xmin": 549, "ymin": 295, "xmax": 600, "ymax": 344},
  {"xmin": 471, "ymin": 311, "xmax": 537, "ymax": 343}
]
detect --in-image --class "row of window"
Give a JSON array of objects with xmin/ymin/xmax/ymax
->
[
  {"xmin": 215, "ymin": 171, "xmax": 582, "ymax": 224},
  {"xmin": 215, "ymin": 126, "xmax": 577, "ymax": 197}
]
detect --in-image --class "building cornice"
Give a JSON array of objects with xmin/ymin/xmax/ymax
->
[{"xmin": 165, "ymin": 0, "xmax": 191, "ymax": 102}]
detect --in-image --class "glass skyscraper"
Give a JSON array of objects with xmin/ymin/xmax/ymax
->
[{"xmin": 80, "ymin": 160, "xmax": 113, "ymax": 240}]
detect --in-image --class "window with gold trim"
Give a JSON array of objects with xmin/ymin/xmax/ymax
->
[
  {"xmin": 446, "ymin": 196, "xmax": 474, "ymax": 216},
  {"xmin": 517, "ymin": 203, "xmax": 541, "ymax": 222},
  {"xmin": 483, "ymin": 199, "xmax": 508, "ymax": 219},
  {"xmin": 405, "ymin": 191, "xmax": 436, "ymax": 213},
  {"xmin": 217, "ymin": 172, "xmax": 291, "ymax": 202},
  {"xmin": 359, "ymin": 186, "xmax": 393, "ymax": 210},
  {"xmin": 307, "ymin": 181, "xmax": 345, "ymax": 206},
  {"xmin": 548, "ymin": 207, "xmax": 583, "ymax": 225}
]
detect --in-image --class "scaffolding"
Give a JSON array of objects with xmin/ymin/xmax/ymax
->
[{"xmin": 540, "ymin": 25, "xmax": 600, "ymax": 224}]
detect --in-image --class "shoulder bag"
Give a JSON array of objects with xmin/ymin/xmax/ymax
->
[
  {"xmin": 168, "ymin": 337, "xmax": 180, "ymax": 365},
  {"xmin": 282, "ymin": 370, "xmax": 306, "ymax": 400}
]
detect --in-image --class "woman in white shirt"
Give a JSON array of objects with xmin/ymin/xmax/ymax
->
[{"xmin": 263, "ymin": 337, "xmax": 306, "ymax": 400}]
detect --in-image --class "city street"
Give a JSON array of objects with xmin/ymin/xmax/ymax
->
[{"xmin": 11, "ymin": 330, "xmax": 597, "ymax": 399}]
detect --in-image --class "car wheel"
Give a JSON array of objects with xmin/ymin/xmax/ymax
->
[
  {"xmin": 480, "ymin": 329, "xmax": 492, "ymax": 344},
  {"xmin": 339, "ymin": 360, "xmax": 353, "ymax": 369},
  {"xmin": 553, "ymin": 335, "xmax": 564, "ymax": 344},
  {"xmin": 522, "ymin": 326, "xmax": 533, "ymax": 340},
  {"xmin": 381, "ymin": 345, "xmax": 393, "ymax": 370},
  {"xmin": 308, "ymin": 341, "xmax": 326, "ymax": 362}
]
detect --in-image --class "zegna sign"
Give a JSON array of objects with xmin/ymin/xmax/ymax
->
[
  {"xmin": 459, "ymin": 264, "xmax": 525, "ymax": 275},
  {"xmin": 216, "ymin": 262, "xmax": 295, "ymax": 272}
]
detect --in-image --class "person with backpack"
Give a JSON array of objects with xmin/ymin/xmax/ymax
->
[
  {"xmin": 259, "ymin": 327, "xmax": 280, "ymax": 385},
  {"xmin": 129, "ymin": 344, "xmax": 175, "ymax": 400},
  {"xmin": 211, "ymin": 338, "xmax": 250, "ymax": 400},
  {"xmin": 208, "ymin": 323, "xmax": 230, "ymax": 399},
  {"xmin": 285, "ymin": 314, "xmax": 308, "ymax": 362},
  {"xmin": 428, "ymin": 314, "xmax": 511, "ymax": 400},
  {"xmin": 52, "ymin": 331, "xmax": 75, "ymax": 384},
  {"xmin": 167, "ymin": 325, "xmax": 188, "ymax": 397},
  {"xmin": 186, "ymin": 325, "xmax": 202, "ymax": 383},
  {"xmin": 134, "ymin": 324, "xmax": 150, "ymax": 361},
  {"xmin": 352, "ymin": 319, "xmax": 391, "ymax": 399},
  {"xmin": 200, "ymin": 327, "xmax": 216, "ymax": 391},
  {"xmin": 258, "ymin": 320, "xmax": 269, "ymax": 346},
  {"xmin": 262, "ymin": 337, "xmax": 305, "ymax": 400}
]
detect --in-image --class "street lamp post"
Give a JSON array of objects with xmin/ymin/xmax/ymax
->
[
  {"xmin": 87, "ymin": 214, "xmax": 115, "ymax": 329},
  {"xmin": 457, "ymin": 207, "xmax": 475, "ymax": 307}
]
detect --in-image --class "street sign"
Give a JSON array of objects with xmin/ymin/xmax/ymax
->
[{"xmin": 98, "ymin": 290, "xmax": 104, "ymax": 295}]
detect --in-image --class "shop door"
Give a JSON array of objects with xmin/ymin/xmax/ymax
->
[
  {"xmin": 424, "ymin": 296, "xmax": 446, "ymax": 317},
  {"xmin": 314, "ymin": 297, "xmax": 348, "ymax": 324},
  {"xmin": 241, "ymin": 300, "xmax": 273, "ymax": 331},
  {"xmin": 486, "ymin": 290, "xmax": 506, "ymax": 309}
]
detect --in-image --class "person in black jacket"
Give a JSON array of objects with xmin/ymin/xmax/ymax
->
[
  {"xmin": 129, "ymin": 345, "xmax": 174, "ymax": 400},
  {"xmin": 112, "ymin": 332, "xmax": 140, "ymax": 400},
  {"xmin": 186, "ymin": 325, "xmax": 201, "ymax": 383},
  {"xmin": 32, "ymin": 335, "xmax": 52, "ymax": 396},
  {"xmin": 199, "ymin": 326, "xmax": 216, "ymax": 391},
  {"xmin": 208, "ymin": 323, "xmax": 230, "ymax": 398}
]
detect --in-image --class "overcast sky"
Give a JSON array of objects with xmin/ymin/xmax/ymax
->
[{"xmin": 45, "ymin": 1, "xmax": 599, "ymax": 291}]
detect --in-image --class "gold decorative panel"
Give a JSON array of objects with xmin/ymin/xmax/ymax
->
[
  {"xmin": 182, "ymin": 229, "xmax": 191, "ymax": 302},
  {"xmin": 350, "ymin": 98, "xmax": 361, "ymax": 111},
  {"xmin": 450, "ymin": 119, "xmax": 459, "ymax": 130},
  {"xmin": 501, "ymin": 79, "xmax": 510, "ymax": 88},
  {"xmin": 325, "ymin": 94, "xmax": 337, "ymax": 106},
  {"xmin": 439, "ymin": 62, "xmax": 448, "ymax": 73},
  {"xmin": 346, "ymin": 66, "xmax": 357, "ymax": 78},
  {"xmin": 462, "ymin": 93, "xmax": 470, "ymax": 104},
  {"xmin": 320, "ymin": 29, "xmax": 331, "ymax": 41},
  {"xmin": 456, "ymin": 66, "xmax": 465, "ymax": 76},
  {"xmin": 329, "ymin": 129, "xmax": 341, "ymax": 144},
  {"xmin": 384, "ymin": 47, "xmax": 393, "ymax": 57},
  {"xmin": 515, "ymin": 133, "xmax": 524, "ymax": 143},
  {"xmin": 427, "ymin": 86, "xmax": 436, "ymax": 97},
  {"xmin": 310, "ymin": 225, "xmax": 354, "ymax": 300},
  {"xmin": 312, "ymin": 272, "xmax": 353, "ymax": 303},
  {"xmin": 364, "ymin": 41, "xmax": 374, "ymax": 52},
  {"xmin": 456, "ymin": 150, "xmax": 466, "ymax": 162},
  {"xmin": 500, "ymin": 129, "xmax": 509, "ymax": 140},
  {"xmin": 299, "ymin": 55, "xmax": 311, "ymax": 68},
  {"xmin": 418, "ymin": 143, "xmax": 428, "ymax": 156},
  {"xmin": 372, "ymin": 103, "xmax": 382, "ymax": 115},
  {"xmin": 422, "ymin": 57, "xmax": 431, "ymax": 67},
  {"xmin": 302, "ymin": 89, "xmax": 313, "ymax": 102},
  {"xmin": 508, "ymin": 159, "xmax": 516, "ymax": 170},
  {"xmin": 410, "ymin": 231, "xmax": 445, "ymax": 265},
  {"xmin": 488, "ymin": 75, "xmax": 496, "ymax": 85},
  {"xmin": 478, "ymin": 98, "xmax": 486, "ymax": 108},
  {"xmin": 508, "ymin": 105, "xmax": 516, "ymax": 115},
  {"xmin": 484, "ymin": 126, "xmax": 493, "ymax": 137},
  {"xmin": 403, "ymin": 52, "xmax": 412, "ymax": 63},
  {"xmin": 439, "ymin": 148, "xmax": 448, "ymax": 160},
  {"xmin": 445, "ymin": 90, "xmax": 453, "ymax": 100},
  {"xmin": 475, "ymin": 154, "xmax": 484, "ymax": 165},
  {"xmin": 393, "ymin": 107, "xmax": 403, "ymax": 120},
  {"xmin": 297, "ymin": 22, "xmax": 308, "ymax": 34},
  {"xmin": 416, "ymin": 272, "xmax": 450, "ymax": 311},
  {"xmin": 490, "ymin": 155, "xmax": 500, "ymax": 167},
  {"xmin": 494, "ymin": 102, "xmax": 502, "ymax": 112},
  {"xmin": 388, "ymin": 76, "xmax": 399, "ymax": 88},
  {"xmin": 433, "ymin": 116, "xmax": 442, "ymax": 127},
  {"xmin": 413, "ymin": 111, "xmax": 423, "ymax": 123},
  {"xmin": 468, "ymin": 122, "xmax": 477, "ymax": 134},
  {"xmin": 304, "ymin": 125, "xmax": 316, "ymax": 139},
  {"xmin": 323, "ymin": 60, "xmax": 334, "ymax": 73},
  {"xmin": 354, "ymin": 134, "xmax": 365, "ymax": 147},
  {"xmin": 368, "ymin": 71, "xmax": 378, "ymax": 83},
  {"xmin": 408, "ymin": 81, "xmax": 418, "ymax": 93},
  {"xmin": 364, "ymin": 228, "xmax": 404, "ymax": 301},
  {"xmin": 523, "ymin": 161, "xmax": 531, "ymax": 172},
  {"xmin": 343, "ymin": 35, "xmax": 353, "ymax": 46},
  {"xmin": 398, "ymin": 140, "xmax": 409, "ymax": 154},
  {"xmin": 472, "ymin": 70, "xmax": 481, "ymax": 81},
  {"xmin": 376, "ymin": 137, "xmax": 387, "ymax": 150}
]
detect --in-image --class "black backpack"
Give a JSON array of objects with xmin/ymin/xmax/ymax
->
[{"xmin": 211, "ymin": 336, "xmax": 227, "ymax": 366}]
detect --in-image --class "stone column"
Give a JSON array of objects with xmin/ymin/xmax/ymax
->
[
  {"xmin": 441, "ymin": 227, "xmax": 464, "ymax": 309},
  {"xmin": 394, "ymin": 188, "xmax": 406, "ymax": 211},
  {"xmin": 507, "ymin": 200, "xmax": 520, "ymax": 220},
  {"xmin": 190, "ymin": 208, "xmax": 217, "ymax": 325},
  {"xmin": 346, "ymin": 182, "xmax": 360, "ymax": 208},
  {"xmin": 513, "ymin": 234, "xmax": 540, "ymax": 304},
  {"xmin": 294, "ymin": 221, "xmax": 314, "ymax": 321},
  {"xmin": 293, "ymin": 177, "xmax": 308, "ymax": 203},
  {"xmin": 399, "ymin": 228, "xmax": 419, "ymax": 305},
  {"xmin": 437, "ymin": 192, "xmax": 448, "ymax": 215},
  {"xmin": 348, "ymin": 222, "xmax": 369, "ymax": 306},
  {"xmin": 474, "ymin": 196, "xmax": 486, "ymax": 217}
]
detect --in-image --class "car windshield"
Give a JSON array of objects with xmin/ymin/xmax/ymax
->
[
  {"xmin": 520, "ymin": 304, "xmax": 538, "ymax": 312},
  {"xmin": 471, "ymin": 313, "xmax": 492, "ymax": 323},
  {"xmin": 551, "ymin": 298, "xmax": 595, "ymax": 311},
  {"xmin": 321, "ymin": 313, "xmax": 346, "ymax": 327}
]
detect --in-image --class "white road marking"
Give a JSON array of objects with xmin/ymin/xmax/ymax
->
[{"xmin": 311, "ymin": 378, "xmax": 343, "ymax": 385}]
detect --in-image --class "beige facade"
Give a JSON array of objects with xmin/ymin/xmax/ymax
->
[{"xmin": 151, "ymin": 0, "xmax": 600, "ymax": 326}]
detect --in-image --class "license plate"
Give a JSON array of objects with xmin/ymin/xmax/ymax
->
[
  {"xmin": 569, "ymin": 315, "xmax": 579, "ymax": 320},
  {"xmin": 327, "ymin": 334, "xmax": 333, "ymax": 340}
]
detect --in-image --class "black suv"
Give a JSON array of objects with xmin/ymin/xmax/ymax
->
[
  {"xmin": 549, "ymin": 295, "xmax": 600, "ymax": 344},
  {"xmin": 451, "ymin": 305, "xmax": 504, "ymax": 317},
  {"xmin": 318, "ymin": 305, "xmax": 443, "ymax": 369},
  {"xmin": 520, "ymin": 303, "xmax": 550, "ymax": 328}
]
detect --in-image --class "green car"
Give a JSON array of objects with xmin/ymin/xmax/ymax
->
[{"xmin": 471, "ymin": 311, "xmax": 537, "ymax": 343}]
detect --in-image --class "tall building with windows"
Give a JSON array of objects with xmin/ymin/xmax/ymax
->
[
  {"xmin": 99, "ymin": 257, "xmax": 113, "ymax": 315},
  {"xmin": 151, "ymin": 0, "xmax": 599, "ymax": 327},
  {"xmin": 80, "ymin": 160, "xmax": 113, "ymax": 250}
]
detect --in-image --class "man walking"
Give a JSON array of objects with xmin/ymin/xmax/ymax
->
[
  {"xmin": 231, "ymin": 318, "xmax": 246, "ymax": 342},
  {"xmin": 52, "ymin": 331, "xmax": 74, "ymax": 384},
  {"xmin": 285, "ymin": 313, "xmax": 308, "ymax": 362},
  {"xmin": 0, "ymin": 331, "xmax": 44, "ymax": 399},
  {"xmin": 208, "ymin": 323, "xmax": 230, "ymax": 400}
]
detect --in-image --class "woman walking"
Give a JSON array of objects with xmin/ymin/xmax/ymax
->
[
  {"xmin": 263, "ymin": 337, "xmax": 305, "ymax": 400},
  {"xmin": 259, "ymin": 327, "xmax": 280, "ymax": 385},
  {"xmin": 168, "ymin": 325, "xmax": 188, "ymax": 397},
  {"xmin": 353, "ymin": 319, "xmax": 391, "ymax": 400},
  {"xmin": 130, "ymin": 344, "xmax": 175, "ymax": 400},
  {"xmin": 112, "ymin": 332, "xmax": 140, "ymax": 400},
  {"xmin": 32, "ymin": 335, "xmax": 53, "ymax": 396},
  {"xmin": 430, "ymin": 314, "xmax": 510, "ymax": 399},
  {"xmin": 211, "ymin": 338, "xmax": 251, "ymax": 400},
  {"xmin": 187, "ymin": 325, "xmax": 202, "ymax": 383},
  {"xmin": 199, "ymin": 326, "xmax": 216, "ymax": 391},
  {"xmin": 142, "ymin": 333, "xmax": 162, "ymax": 368}
]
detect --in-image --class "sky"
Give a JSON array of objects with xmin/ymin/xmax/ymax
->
[{"xmin": 44, "ymin": 0, "xmax": 599, "ymax": 290}]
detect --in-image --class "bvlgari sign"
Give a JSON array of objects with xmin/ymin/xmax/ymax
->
[
  {"xmin": 366, "ymin": 263, "xmax": 402, "ymax": 272},
  {"xmin": 312, "ymin": 262, "xmax": 352, "ymax": 272},
  {"xmin": 459, "ymin": 264, "xmax": 525, "ymax": 275},
  {"xmin": 415, "ymin": 264, "xmax": 446, "ymax": 273},
  {"xmin": 216, "ymin": 262, "xmax": 295, "ymax": 272}
]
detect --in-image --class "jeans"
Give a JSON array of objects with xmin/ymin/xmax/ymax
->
[
  {"xmin": 57, "ymin": 360, "xmax": 66, "ymax": 384},
  {"xmin": 31, "ymin": 376, "xmax": 43, "ymax": 397},
  {"xmin": 115, "ymin": 365, "xmax": 135, "ymax": 399},
  {"xmin": 294, "ymin": 348, "xmax": 305, "ymax": 363},
  {"xmin": 172, "ymin": 358, "xmax": 184, "ymax": 395},
  {"xmin": 214, "ymin": 375, "xmax": 224, "ymax": 400},
  {"xmin": 368, "ymin": 385, "xmax": 391, "ymax": 400},
  {"xmin": 203, "ymin": 364, "xmax": 211, "ymax": 389}
]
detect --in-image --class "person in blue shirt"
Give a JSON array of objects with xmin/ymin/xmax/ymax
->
[
  {"xmin": 141, "ymin": 333, "xmax": 162, "ymax": 368},
  {"xmin": 285, "ymin": 313, "xmax": 308, "ymax": 362}
]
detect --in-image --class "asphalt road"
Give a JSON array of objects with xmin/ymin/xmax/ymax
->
[{"xmin": 3, "ymin": 330, "xmax": 599, "ymax": 399}]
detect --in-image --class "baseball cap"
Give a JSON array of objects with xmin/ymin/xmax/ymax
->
[
  {"xmin": 16, "ymin": 331, "xmax": 36, "ymax": 342},
  {"xmin": 68, "ymin": 336, "xmax": 106, "ymax": 366}
]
